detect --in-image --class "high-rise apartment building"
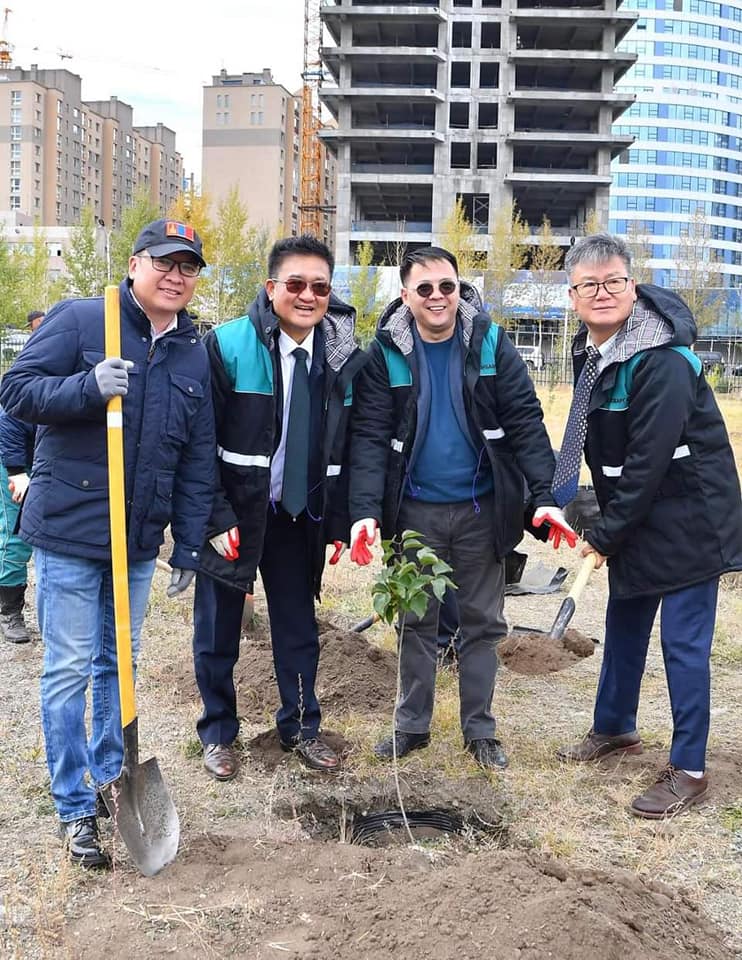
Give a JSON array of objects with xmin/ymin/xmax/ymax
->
[
  {"xmin": 0, "ymin": 66, "xmax": 182, "ymax": 228},
  {"xmin": 202, "ymin": 68, "xmax": 336, "ymax": 245},
  {"xmin": 320, "ymin": 0, "xmax": 636, "ymax": 265},
  {"xmin": 610, "ymin": 0, "xmax": 742, "ymax": 289}
]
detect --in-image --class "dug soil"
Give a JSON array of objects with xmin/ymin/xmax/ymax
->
[{"xmin": 499, "ymin": 627, "xmax": 596, "ymax": 675}]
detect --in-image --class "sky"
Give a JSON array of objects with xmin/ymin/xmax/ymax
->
[{"xmin": 11, "ymin": 0, "xmax": 307, "ymax": 180}]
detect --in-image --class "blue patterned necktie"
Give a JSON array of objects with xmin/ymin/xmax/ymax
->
[
  {"xmin": 281, "ymin": 347, "xmax": 310, "ymax": 518},
  {"xmin": 552, "ymin": 345, "xmax": 601, "ymax": 508}
]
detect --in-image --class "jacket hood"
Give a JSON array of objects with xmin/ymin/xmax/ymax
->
[
  {"xmin": 248, "ymin": 288, "xmax": 359, "ymax": 373},
  {"xmin": 574, "ymin": 283, "xmax": 696, "ymax": 363},
  {"xmin": 376, "ymin": 280, "xmax": 485, "ymax": 356}
]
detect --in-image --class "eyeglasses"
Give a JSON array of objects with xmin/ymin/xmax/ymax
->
[
  {"xmin": 409, "ymin": 280, "xmax": 459, "ymax": 298},
  {"xmin": 270, "ymin": 277, "xmax": 332, "ymax": 297},
  {"xmin": 138, "ymin": 253, "xmax": 201, "ymax": 278},
  {"xmin": 571, "ymin": 277, "xmax": 630, "ymax": 299}
]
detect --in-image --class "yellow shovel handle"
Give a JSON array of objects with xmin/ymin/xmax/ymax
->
[
  {"xmin": 567, "ymin": 551, "xmax": 598, "ymax": 603},
  {"xmin": 104, "ymin": 285, "xmax": 136, "ymax": 728}
]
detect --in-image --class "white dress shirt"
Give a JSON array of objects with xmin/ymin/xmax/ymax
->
[{"xmin": 270, "ymin": 327, "xmax": 315, "ymax": 502}]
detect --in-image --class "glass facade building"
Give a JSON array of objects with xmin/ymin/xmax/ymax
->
[{"xmin": 609, "ymin": 0, "xmax": 742, "ymax": 293}]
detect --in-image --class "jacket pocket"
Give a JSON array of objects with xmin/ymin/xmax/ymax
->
[
  {"xmin": 167, "ymin": 372, "xmax": 204, "ymax": 443},
  {"xmin": 138, "ymin": 471, "xmax": 174, "ymax": 550},
  {"xmin": 43, "ymin": 458, "xmax": 110, "ymax": 546}
]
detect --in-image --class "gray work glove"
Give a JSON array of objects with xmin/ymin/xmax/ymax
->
[
  {"xmin": 167, "ymin": 567, "xmax": 196, "ymax": 598},
  {"xmin": 94, "ymin": 358, "xmax": 133, "ymax": 401}
]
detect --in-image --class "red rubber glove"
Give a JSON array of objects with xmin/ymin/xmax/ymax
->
[
  {"xmin": 329, "ymin": 541, "xmax": 345, "ymax": 565},
  {"xmin": 349, "ymin": 519, "xmax": 377, "ymax": 566},
  {"xmin": 209, "ymin": 527, "xmax": 241, "ymax": 561},
  {"xmin": 532, "ymin": 506, "xmax": 578, "ymax": 550}
]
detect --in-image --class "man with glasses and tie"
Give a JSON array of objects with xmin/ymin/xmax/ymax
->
[
  {"xmin": 193, "ymin": 235, "xmax": 366, "ymax": 777},
  {"xmin": 555, "ymin": 233, "xmax": 741, "ymax": 818},
  {"xmin": 348, "ymin": 246, "xmax": 575, "ymax": 770},
  {"xmin": 0, "ymin": 219, "xmax": 215, "ymax": 867}
]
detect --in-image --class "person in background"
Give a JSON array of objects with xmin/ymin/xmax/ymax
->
[
  {"xmin": 0, "ymin": 311, "xmax": 45, "ymax": 643},
  {"xmin": 555, "ymin": 233, "xmax": 742, "ymax": 818},
  {"xmin": 0, "ymin": 220, "xmax": 215, "ymax": 867}
]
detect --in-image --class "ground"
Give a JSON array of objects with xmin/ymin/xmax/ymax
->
[{"xmin": 1, "ymin": 388, "xmax": 741, "ymax": 959}]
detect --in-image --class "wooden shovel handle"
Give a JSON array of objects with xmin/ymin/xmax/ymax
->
[
  {"xmin": 105, "ymin": 285, "xmax": 136, "ymax": 728},
  {"xmin": 567, "ymin": 552, "xmax": 598, "ymax": 603}
]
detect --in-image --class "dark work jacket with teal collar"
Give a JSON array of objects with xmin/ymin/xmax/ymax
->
[
  {"xmin": 349, "ymin": 282, "xmax": 556, "ymax": 559},
  {"xmin": 199, "ymin": 289, "xmax": 367, "ymax": 595},
  {"xmin": 577, "ymin": 283, "xmax": 742, "ymax": 598}
]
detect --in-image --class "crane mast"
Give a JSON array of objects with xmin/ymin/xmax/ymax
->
[{"xmin": 299, "ymin": 0, "xmax": 324, "ymax": 237}]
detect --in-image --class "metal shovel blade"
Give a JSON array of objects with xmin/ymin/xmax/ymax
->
[{"xmin": 99, "ymin": 718, "xmax": 179, "ymax": 877}]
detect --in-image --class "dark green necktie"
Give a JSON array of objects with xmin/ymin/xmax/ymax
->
[{"xmin": 281, "ymin": 347, "xmax": 310, "ymax": 517}]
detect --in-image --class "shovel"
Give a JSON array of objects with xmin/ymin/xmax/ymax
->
[
  {"xmin": 98, "ymin": 285, "xmax": 179, "ymax": 877},
  {"xmin": 511, "ymin": 552, "xmax": 598, "ymax": 642}
]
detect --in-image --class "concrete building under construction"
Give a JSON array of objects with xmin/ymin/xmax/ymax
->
[{"xmin": 320, "ymin": 0, "xmax": 638, "ymax": 265}]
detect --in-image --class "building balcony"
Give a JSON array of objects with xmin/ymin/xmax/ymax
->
[
  {"xmin": 319, "ymin": 127, "xmax": 444, "ymax": 143},
  {"xmin": 508, "ymin": 131, "xmax": 634, "ymax": 152},
  {"xmin": 320, "ymin": 87, "xmax": 444, "ymax": 116},
  {"xmin": 510, "ymin": 8, "xmax": 638, "ymax": 46},
  {"xmin": 507, "ymin": 170, "xmax": 612, "ymax": 186},
  {"xmin": 322, "ymin": 3, "xmax": 446, "ymax": 32},
  {"xmin": 508, "ymin": 88, "xmax": 635, "ymax": 112}
]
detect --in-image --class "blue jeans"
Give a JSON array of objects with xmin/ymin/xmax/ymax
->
[{"xmin": 34, "ymin": 548, "xmax": 155, "ymax": 822}]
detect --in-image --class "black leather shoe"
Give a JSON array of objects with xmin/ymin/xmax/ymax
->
[
  {"xmin": 60, "ymin": 816, "xmax": 111, "ymax": 869},
  {"xmin": 203, "ymin": 743, "xmax": 239, "ymax": 781},
  {"xmin": 374, "ymin": 731, "xmax": 430, "ymax": 761},
  {"xmin": 280, "ymin": 737, "xmax": 340, "ymax": 772},
  {"xmin": 465, "ymin": 738, "xmax": 509, "ymax": 770}
]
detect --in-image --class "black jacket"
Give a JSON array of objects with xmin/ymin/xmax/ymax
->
[
  {"xmin": 198, "ymin": 289, "xmax": 367, "ymax": 594},
  {"xmin": 579, "ymin": 284, "xmax": 742, "ymax": 598},
  {"xmin": 349, "ymin": 284, "xmax": 556, "ymax": 559}
]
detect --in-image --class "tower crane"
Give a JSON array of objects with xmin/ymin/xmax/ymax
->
[
  {"xmin": 0, "ymin": 8, "xmax": 13, "ymax": 69},
  {"xmin": 299, "ymin": 0, "xmax": 327, "ymax": 237}
]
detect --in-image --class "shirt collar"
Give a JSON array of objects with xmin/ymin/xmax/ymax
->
[
  {"xmin": 278, "ymin": 326, "xmax": 314, "ymax": 362},
  {"xmin": 587, "ymin": 328, "xmax": 620, "ymax": 362},
  {"xmin": 130, "ymin": 289, "xmax": 178, "ymax": 340}
]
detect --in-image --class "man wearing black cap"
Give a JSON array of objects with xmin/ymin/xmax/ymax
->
[{"xmin": 0, "ymin": 219, "xmax": 216, "ymax": 868}]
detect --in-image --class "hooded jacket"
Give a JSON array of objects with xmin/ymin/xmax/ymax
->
[
  {"xmin": 0, "ymin": 280, "xmax": 216, "ymax": 569},
  {"xmin": 198, "ymin": 289, "xmax": 367, "ymax": 595},
  {"xmin": 349, "ymin": 282, "xmax": 555, "ymax": 558},
  {"xmin": 578, "ymin": 283, "xmax": 742, "ymax": 598}
]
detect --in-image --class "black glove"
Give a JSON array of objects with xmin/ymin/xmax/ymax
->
[{"xmin": 166, "ymin": 567, "xmax": 196, "ymax": 598}]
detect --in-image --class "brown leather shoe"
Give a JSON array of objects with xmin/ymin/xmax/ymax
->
[
  {"xmin": 203, "ymin": 743, "xmax": 239, "ymax": 781},
  {"xmin": 630, "ymin": 765, "xmax": 709, "ymax": 819},
  {"xmin": 557, "ymin": 728, "xmax": 643, "ymax": 762},
  {"xmin": 281, "ymin": 736, "xmax": 340, "ymax": 772}
]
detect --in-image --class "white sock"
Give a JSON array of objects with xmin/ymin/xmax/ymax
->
[{"xmin": 682, "ymin": 769, "xmax": 704, "ymax": 778}]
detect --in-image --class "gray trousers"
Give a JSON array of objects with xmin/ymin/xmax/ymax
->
[{"xmin": 395, "ymin": 495, "xmax": 507, "ymax": 741}]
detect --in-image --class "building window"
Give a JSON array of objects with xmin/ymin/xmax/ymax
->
[
  {"xmin": 449, "ymin": 102, "xmax": 470, "ymax": 128},
  {"xmin": 479, "ymin": 63, "xmax": 499, "ymax": 88},
  {"xmin": 481, "ymin": 23, "xmax": 500, "ymax": 48},
  {"xmin": 451, "ymin": 62, "xmax": 471, "ymax": 87},
  {"xmin": 10, "ymin": 196, "xmax": 20, "ymax": 210},
  {"xmin": 452, "ymin": 22, "xmax": 472, "ymax": 47},
  {"xmin": 10, "ymin": 89, "xmax": 21, "ymax": 105},
  {"xmin": 450, "ymin": 142, "xmax": 471, "ymax": 169},
  {"xmin": 476, "ymin": 143, "xmax": 497, "ymax": 169},
  {"xmin": 10, "ymin": 126, "xmax": 21, "ymax": 141},
  {"xmin": 478, "ymin": 103, "xmax": 498, "ymax": 128},
  {"xmin": 457, "ymin": 193, "xmax": 490, "ymax": 233},
  {"xmin": 216, "ymin": 94, "xmax": 223, "ymax": 107}
]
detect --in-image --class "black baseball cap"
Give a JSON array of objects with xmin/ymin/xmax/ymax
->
[
  {"xmin": 26, "ymin": 310, "xmax": 45, "ymax": 328},
  {"xmin": 132, "ymin": 219, "xmax": 206, "ymax": 267}
]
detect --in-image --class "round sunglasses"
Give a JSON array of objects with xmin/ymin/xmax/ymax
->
[
  {"xmin": 270, "ymin": 277, "xmax": 332, "ymax": 297},
  {"xmin": 409, "ymin": 279, "xmax": 459, "ymax": 297}
]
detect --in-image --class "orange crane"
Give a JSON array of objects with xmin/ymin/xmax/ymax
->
[
  {"xmin": 0, "ymin": 8, "xmax": 13, "ymax": 69},
  {"xmin": 299, "ymin": 0, "xmax": 326, "ymax": 237}
]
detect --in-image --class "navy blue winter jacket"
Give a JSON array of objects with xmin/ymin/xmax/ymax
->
[
  {"xmin": 0, "ymin": 409, "xmax": 34, "ymax": 473},
  {"xmin": 0, "ymin": 279, "xmax": 216, "ymax": 569}
]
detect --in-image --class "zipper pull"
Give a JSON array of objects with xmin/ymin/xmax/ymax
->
[{"xmin": 147, "ymin": 340, "xmax": 156, "ymax": 362}]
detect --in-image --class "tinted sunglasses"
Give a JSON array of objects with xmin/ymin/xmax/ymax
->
[
  {"xmin": 270, "ymin": 277, "xmax": 332, "ymax": 297},
  {"xmin": 410, "ymin": 279, "xmax": 459, "ymax": 297}
]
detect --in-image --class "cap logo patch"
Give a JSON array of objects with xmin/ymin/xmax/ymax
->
[{"xmin": 165, "ymin": 221, "xmax": 194, "ymax": 242}]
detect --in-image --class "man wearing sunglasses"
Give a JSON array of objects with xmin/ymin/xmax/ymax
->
[
  {"xmin": 348, "ymin": 246, "xmax": 574, "ymax": 770},
  {"xmin": 555, "ymin": 233, "xmax": 741, "ymax": 819},
  {"xmin": 192, "ymin": 234, "xmax": 366, "ymax": 778},
  {"xmin": 0, "ymin": 219, "xmax": 215, "ymax": 867}
]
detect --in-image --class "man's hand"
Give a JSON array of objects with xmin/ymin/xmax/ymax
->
[
  {"xmin": 581, "ymin": 543, "xmax": 607, "ymax": 569},
  {"xmin": 8, "ymin": 472, "xmax": 30, "ymax": 504},
  {"xmin": 167, "ymin": 567, "xmax": 196, "ymax": 597},
  {"xmin": 350, "ymin": 518, "xmax": 378, "ymax": 566},
  {"xmin": 532, "ymin": 506, "xmax": 578, "ymax": 550},
  {"xmin": 329, "ymin": 541, "xmax": 346, "ymax": 565},
  {"xmin": 209, "ymin": 527, "xmax": 240, "ymax": 561},
  {"xmin": 95, "ymin": 358, "xmax": 133, "ymax": 401}
]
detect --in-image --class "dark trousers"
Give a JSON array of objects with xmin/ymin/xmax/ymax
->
[
  {"xmin": 192, "ymin": 507, "xmax": 321, "ymax": 746},
  {"xmin": 395, "ymin": 495, "xmax": 507, "ymax": 741},
  {"xmin": 593, "ymin": 577, "xmax": 719, "ymax": 771}
]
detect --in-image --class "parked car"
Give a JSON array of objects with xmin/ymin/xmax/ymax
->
[
  {"xmin": 515, "ymin": 344, "xmax": 545, "ymax": 371},
  {"xmin": 693, "ymin": 350, "xmax": 724, "ymax": 373}
]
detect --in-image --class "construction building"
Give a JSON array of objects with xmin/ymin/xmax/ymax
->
[
  {"xmin": 319, "ymin": 0, "xmax": 637, "ymax": 265},
  {"xmin": 201, "ymin": 68, "xmax": 336, "ymax": 245},
  {"xmin": 0, "ymin": 66, "xmax": 182, "ymax": 228}
]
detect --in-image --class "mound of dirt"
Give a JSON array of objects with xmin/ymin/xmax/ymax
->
[
  {"xmin": 153, "ymin": 618, "xmax": 397, "ymax": 719},
  {"xmin": 499, "ymin": 627, "xmax": 596, "ymax": 675},
  {"xmin": 248, "ymin": 727, "xmax": 352, "ymax": 771}
]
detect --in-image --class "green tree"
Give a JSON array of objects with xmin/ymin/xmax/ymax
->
[
  {"xmin": 438, "ymin": 198, "xmax": 480, "ymax": 278},
  {"xmin": 674, "ymin": 211, "xmax": 723, "ymax": 332},
  {"xmin": 0, "ymin": 232, "xmax": 24, "ymax": 331},
  {"xmin": 526, "ymin": 216, "xmax": 563, "ymax": 354},
  {"xmin": 109, "ymin": 187, "xmax": 162, "ymax": 281},
  {"xmin": 167, "ymin": 186, "xmax": 215, "ymax": 261},
  {"xmin": 65, "ymin": 205, "xmax": 107, "ymax": 298},
  {"xmin": 13, "ymin": 225, "xmax": 67, "ymax": 316},
  {"xmin": 348, "ymin": 240, "xmax": 380, "ymax": 344},
  {"xmin": 483, "ymin": 203, "xmax": 529, "ymax": 328}
]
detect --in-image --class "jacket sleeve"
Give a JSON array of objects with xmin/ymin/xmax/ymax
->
[
  {"xmin": 349, "ymin": 341, "xmax": 395, "ymax": 523},
  {"xmin": 0, "ymin": 302, "xmax": 106, "ymax": 424},
  {"xmin": 587, "ymin": 349, "xmax": 698, "ymax": 557},
  {"xmin": 0, "ymin": 411, "xmax": 34, "ymax": 472},
  {"xmin": 202, "ymin": 330, "xmax": 240, "ymax": 536},
  {"xmin": 168, "ymin": 377, "xmax": 217, "ymax": 571},
  {"xmin": 492, "ymin": 332, "xmax": 555, "ymax": 506}
]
